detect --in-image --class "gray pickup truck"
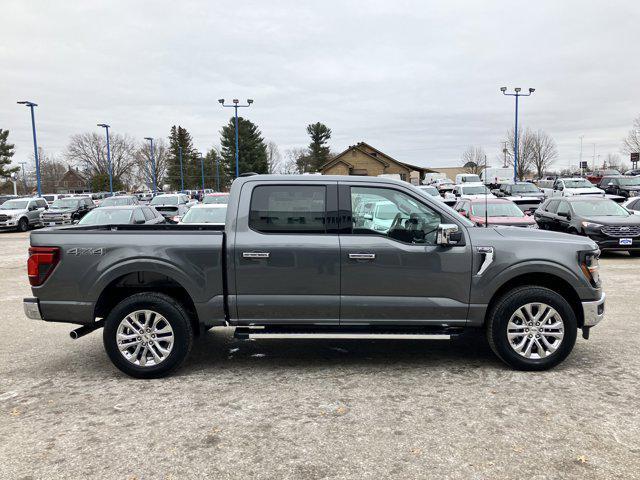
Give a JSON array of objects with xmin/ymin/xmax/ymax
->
[{"xmin": 24, "ymin": 175, "xmax": 605, "ymax": 378}]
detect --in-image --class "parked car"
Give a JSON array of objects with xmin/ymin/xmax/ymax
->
[
  {"xmin": 624, "ymin": 169, "xmax": 640, "ymax": 176},
  {"xmin": 452, "ymin": 183, "xmax": 495, "ymax": 200},
  {"xmin": 24, "ymin": 175, "xmax": 606, "ymax": 377},
  {"xmin": 453, "ymin": 198, "xmax": 537, "ymax": 227},
  {"xmin": 623, "ymin": 197, "xmax": 640, "ymax": 214},
  {"xmin": 481, "ymin": 167, "xmax": 513, "ymax": 188},
  {"xmin": 534, "ymin": 197, "xmax": 640, "ymax": 254},
  {"xmin": 135, "ymin": 191, "xmax": 153, "ymax": 204},
  {"xmin": 416, "ymin": 185, "xmax": 445, "ymax": 202},
  {"xmin": 203, "ymin": 193, "xmax": 230, "ymax": 204},
  {"xmin": 455, "ymin": 173, "xmax": 481, "ymax": 184},
  {"xmin": 542, "ymin": 178, "xmax": 605, "ymax": 198},
  {"xmin": 494, "ymin": 182, "xmax": 545, "ymax": 200},
  {"xmin": 433, "ymin": 178, "xmax": 455, "ymax": 194},
  {"xmin": 41, "ymin": 196, "xmax": 94, "ymax": 226},
  {"xmin": 598, "ymin": 175, "xmax": 640, "ymax": 199},
  {"xmin": 77, "ymin": 205, "xmax": 165, "ymax": 226},
  {"xmin": 179, "ymin": 204, "xmax": 227, "ymax": 225},
  {"xmin": 41, "ymin": 194, "xmax": 68, "ymax": 204},
  {"xmin": 586, "ymin": 169, "xmax": 621, "ymax": 185},
  {"xmin": 0, "ymin": 197, "xmax": 48, "ymax": 231},
  {"xmin": 99, "ymin": 195, "xmax": 140, "ymax": 207},
  {"xmin": 149, "ymin": 193, "xmax": 192, "ymax": 222}
]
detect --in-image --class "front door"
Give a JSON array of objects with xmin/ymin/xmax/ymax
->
[
  {"xmin": 233, "ymin": 181, "xmax": 340, "ymax": 325},
  {"xmin": 339, "ymin": 183, "xmax": 472, "ymax": 326}
]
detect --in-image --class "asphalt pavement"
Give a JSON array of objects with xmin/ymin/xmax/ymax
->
[{"xmin": 0, "ymin": 230, "xmax": 639, "ymax": 479}]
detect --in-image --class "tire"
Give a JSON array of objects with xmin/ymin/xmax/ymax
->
[
  {"xmin": 103, "ymin": 292, "xmax": 194, "ymax": 378},
  {"xmin": 629, "ymin": 251, "xmax": 640, "ymax": 257},
  {"xmin": 17, "ymin": 217, "xmax": 29, "ymax": 232},
  {"xmin": 486, "ymin": 286, "xmax": 577, "ymax": 371}
]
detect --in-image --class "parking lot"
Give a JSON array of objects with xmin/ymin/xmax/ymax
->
[{"xmin": 0, "ymin": 230, "xmax": 639, "ymax": 479}]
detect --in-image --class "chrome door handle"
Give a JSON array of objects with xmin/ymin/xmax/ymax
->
[
  {"xmin": 348, "ymin": 253, "xmax": 376, "ymax": 260},
  {"xmin": 242, "ymin": 252, "xmax": 270, "ymax": 259}
]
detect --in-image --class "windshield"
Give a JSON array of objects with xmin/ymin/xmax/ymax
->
[
  {"xmin": 438, "ymin": 179, "xmax": 453, "ymax": 185},
  {"xmin": 617, "ymin": 177, "xmax": 640, "ymax": 186},
  {"xmin": 418, "ymin": 186, "xmax": 439, "ymax": 196},
  {"xmin": 564, "ymin": 179, "xmax": 594, "ymax": 188},
  {"xmin": 0, "ymin": 199, "xmax": 29, "ymax": 210},
  {"xmin": 203, "ymin": 194, "xmax": 229, "ymax": 204},
  {"xmin": 471, "ymin": 202, "xmax": 524, "ymax": 217},
  {"xmin": 572, "ymin": 200, "xmax": 629, "ymax": 217},
  {"xmin": 181, "ymin": 206, "xmax": 227, "ymax": 223},
  {"xmin": 101, "ymin": 196, "xmax": 134, "ymax": 206},
  {"xmin": 511, "ymin": 184, "xmax": 539, "ymax": 193},
  {"xmin": 78, "ymin": 209, "xmax": 133, "ymax": 225},
  {"xmin": 51, "ymin": 198, "xmax": 81, "ymax": 208},
  {"xmin": 151, "ymin": 196, "xmax": 178, "ymax": 205},
  {"xmin": 462, "ymin": 185, "xmax": 490, "ymax": 195}
]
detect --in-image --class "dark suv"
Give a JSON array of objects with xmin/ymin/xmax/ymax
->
[
  {"xmin": 41, "ymin": 197, "xmax": 95, "ymax": 226},
  {"xmin": 534, "ymin": 196, "xmax": 640, "ymax": 255},
  {"xmin": 598, "ymin": 175, "xmax": 640, "ymax": 199}
]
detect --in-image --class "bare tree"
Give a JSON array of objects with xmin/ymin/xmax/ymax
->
[
  {"xmin": 37, "ymin": 149, "xmax": 68, "ymax": 194},
  {"xmin": 622, "ymin": 116, "xmax": 640, "ymax": 157},
  {"xmin": 530, "ymin": 130, "xmax": 558, "ymax": 179},
  {"xmin": 604, "ymin": 153, "xmax": 628, "ymax": 172},
  {"xmin": 65, "ymin": 132, "xmax": 138, "ymax": 185},
  {"xmin": 266, "ymin": 141, "xmax": 282, "ymax": 174},
  {"xmin": 132, "ymin": 138, "xmax": 170, "ymax": 190},
  {"xmin": 281, "ymin": 149, "xmax": 305, "ymax": 174},
  {"xmin": 504, "ymin": 127, "xmax": 535, "ymax": 180},
  {"xmin": 460, "ymin": 146, "xmax": 487, "ymax": 175}
]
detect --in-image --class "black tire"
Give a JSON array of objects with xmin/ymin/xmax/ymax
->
[
  {"xmin": 629, "ymin": 251, "xmax": 640, "ymax": 257},
  {"xmin": 17, "ymin": 217, "xmax": 29, "ymax": 232},
  {"xmin": 486, "ymin": 286, "xmax": 577, "ymax": 371},
  {"xmin": 103, "ymin": 292, "xmax": 194, "ymax": 378}
]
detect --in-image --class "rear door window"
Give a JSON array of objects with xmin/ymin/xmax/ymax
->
[{"xmin": 249, "ymin": 185, "xmax": 326, "ymax": 234}]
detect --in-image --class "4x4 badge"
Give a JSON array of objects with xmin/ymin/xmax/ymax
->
[{"xmin": 67, "ymin": 248, "xmax": 104, "ymax": 256}]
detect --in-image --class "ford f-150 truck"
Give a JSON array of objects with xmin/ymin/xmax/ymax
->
[{"xmin": 23, "ymin": 175, "xmax": 606, "ymax": 378}]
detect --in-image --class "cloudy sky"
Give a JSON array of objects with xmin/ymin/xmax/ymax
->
[{"xmin": 2, "ymin": 0, "xmax": 639, "ymax": 171}]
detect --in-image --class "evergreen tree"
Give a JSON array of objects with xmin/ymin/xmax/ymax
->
[
  {"xmin": 220, "ymin": 117, "xmax": 268, "ymax": 186},
  {"xmin": 167, "ymin": 126, "xmax": 199, "ymax": 190},
  {"xmin": 306, "ymin": 122, "xmax": 332, "ymax": 172},
  {"xmin": 0, "ymin": 129, "xmax": 18, "ymax": 179}
]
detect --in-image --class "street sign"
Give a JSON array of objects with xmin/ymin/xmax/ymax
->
[
  {"xmin": 632, "ymin": 152, "xmax": 639, "ymax": 168},
  {"xmin": 580, "ymin": 161, "xmax": 588, "ymax": 169}
]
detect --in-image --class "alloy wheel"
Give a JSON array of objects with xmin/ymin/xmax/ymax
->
[
  {"xmin": 506, "ymin": 303, "xmax": 564, "ymax": 359},
  {"xmin": 116, "ymin": 309, "xmax": 174, "ymax": 367}
]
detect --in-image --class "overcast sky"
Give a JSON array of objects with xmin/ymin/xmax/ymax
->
[{"xmin": 2, "ymin": 0, "xmax": 639, "ymax": 171}]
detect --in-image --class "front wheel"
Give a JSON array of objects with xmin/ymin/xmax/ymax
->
[
  {"xmin": 17, "ymin": 217, "xmax": 29, "ymax": 232},
  {"xmin": 103, "ymin": 292, "xmax": 194, "ymax": 378},
  {"xmin": 486, "ymin": 286, "xmax": 577, "ymax": 371}
]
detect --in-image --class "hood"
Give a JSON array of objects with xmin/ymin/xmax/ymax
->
[
  {"xmin": 472, "ymin": 215, "xmax": 536, "ymax": 226},
  {"xmin": 460, "ymin": 194, "xmax": 496, "ymax": 200},
  {"xmin": 46, "ymin": 207, "xmax": 76, "ymax": 213},
  {"xmin": 619, "ymin": 185, "xmax": 640, "ymax": 191},
  {"xmin": 565, "ymin": 187, "xmax": 604, "ymax": 195},
  {"xmin": 508, "ymin": 192, "xmax": 545, "ymax": 199},
  {"xmin": 0, "ymin": 208, "xmax": 27, "ymax": 215},
  {"xmin": 581, "ymin": 215, "xmax": 640, "ymax": 226},
  {"xmin": 489, "ymin": 225, "xmax": 597, "ymax": 249}
]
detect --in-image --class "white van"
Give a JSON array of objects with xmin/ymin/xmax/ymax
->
[{"xmin": 455, "ymin": 173, "xmax": 481, "ymax": 184}]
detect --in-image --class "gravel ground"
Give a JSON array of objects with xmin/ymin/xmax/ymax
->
[{"xmin": 0, "ymin": 230, "xmax": 639, "ymax": 480}]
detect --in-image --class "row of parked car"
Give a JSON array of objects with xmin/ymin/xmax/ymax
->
[{"xmin": 0, "ymin": 191, "xmax": 231, "ymax": 231}]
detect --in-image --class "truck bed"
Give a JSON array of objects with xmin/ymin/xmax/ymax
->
[{"xmin": 29, "ymin": 225, "xmax": 227, "ymax": 326}]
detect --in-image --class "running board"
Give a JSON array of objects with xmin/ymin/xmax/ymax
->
[{"xmin": 246, "ymin": 332, "xmax": 451, "ymax": 340}]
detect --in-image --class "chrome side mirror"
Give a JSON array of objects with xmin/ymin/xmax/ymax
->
[{"xmin": 437, "ymin": 224, "xmax": 462, "ymax": 246}]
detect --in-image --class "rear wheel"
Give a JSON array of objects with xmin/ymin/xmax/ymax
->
[
  {"xmin": 17, "ymin": 217, "xmax": 29, "ymax": 232},
  {"xmin": 486, "ymin": 286, "xmax": 577, "ymax": 371},
  {"xmin": 103, "ymin": 292, "xmax": 194, "ymax": 378}
]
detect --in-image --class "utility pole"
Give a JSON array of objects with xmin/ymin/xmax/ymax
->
[
  {"xmin": 17, "ymin": 101, "xmax": 41, "ymax": 196},
  {"xmin": 500, "ymin": 87, "xmax": 535, "ymax": 181},
  {"xmin": 502, "ymin": 141, "xmax": 508, "ymax": 168},
  {"xmin": 592, "ymin": 144, "xmax": 596, "ymax": 171},
  {"xmin": 578, "ymin": 136, "xmax": 583, "ymax": 175},
  {"xmin": 218, "ymin": 98, "xmax": 254, "ymax": 178}
]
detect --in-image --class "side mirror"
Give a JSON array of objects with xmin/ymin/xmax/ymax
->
[
  {"xmin": 459, "ymin": 210, "xmax": 468, "ymax": 217},
  {"xmin": 436, "ymin": 224, "xmax": 462, "ymax": 246}
]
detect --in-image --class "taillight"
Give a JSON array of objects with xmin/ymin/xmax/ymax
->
[{"xmin": 27, "ymin": 247, "xmax": 60, "ymax": 286}]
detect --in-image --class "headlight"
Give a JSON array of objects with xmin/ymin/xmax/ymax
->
[
  {"xmin": 579, "ymin": 250, "xmax": 600, "ymax": 287},
  {"xmin": 527, "ymin": 224, "xmax": 537, "ymax": 229},
  {"xmin": 630, "ymin": 191, "xmax": 638, "ymax": 197},
  {"xmin": 581, "ymin": 221, "xmax": 602, "ymax": 229}
]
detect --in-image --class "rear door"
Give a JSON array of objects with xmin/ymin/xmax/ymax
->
[
  {"xmin": 338, "ymin": 182, "xmax": 472, "ymax": 326},
  {"xmin": 233, "ymin": 181, "xmax": 340, "ymax": 324}
]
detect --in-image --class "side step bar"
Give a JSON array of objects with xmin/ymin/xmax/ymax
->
[{"xmin": 245, "ymin": 332, "xmax": 451, "ymax": 340}]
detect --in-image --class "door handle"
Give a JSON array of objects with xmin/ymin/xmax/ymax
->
[
  {"xmin": 348, "ymin": 253, "xmax": 376, "ymax": 260},
  {"xmin": 242, "ymin": 252, "xmax": 270, "ymax": 259}
]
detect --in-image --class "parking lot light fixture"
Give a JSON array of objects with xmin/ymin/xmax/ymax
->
[
  {"xmin": 144, "ymin": 137, "xmax": 157, "ymax": 195},
  {"xmin": 97, "ymin": 124, "xmax": 113, "ymax": 195},
  {"xmin": 219, "ymin": 98, "xmax": 254, "ymax": 178},
  {"xmin": 17, "ymin": 100, "xmax": 41, "ymax": 196},
  {"xmin": 500, "ymin": 87, "xmax": 535, "ymax": 182}
]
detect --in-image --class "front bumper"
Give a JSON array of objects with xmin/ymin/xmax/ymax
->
[
  {"xmin": 581, "ymin": 293, "xmax": 605, "ymax": 327},
  {"xmin": 23, "ymin": 298, "xmax": 43, "ymax": 320}
]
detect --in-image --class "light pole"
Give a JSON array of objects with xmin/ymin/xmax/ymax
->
[
  {"xmin": 97, "ymin": 124, "xmax": 113, "ymax": 194},
  {"xmin": 218, "ymin": 98, "xmax": 253, "ymax": 178},
  {"xmin": 214, "ymin": 155, "xmax": 220, "ymax": 191},
  {"xmin": 199, "ymin": 155, "xmax": 205, "ymax": 192},
  {"xmin": 144, "ymin": 137, "xmax": 157, "ymax": 194},
  {"xmin": 579, "ymin": 135, "xmax": 584, "ymax": 175},
  {"xmin": 500, "ymin": 87, "xmax": 535, "ymax": 182},
  {"xmin": 17, "ymin": 101, "xmax": 41, "ymax": 196},
  {"xmin": 178, "ymin": 146, "xmax": 185, "ymax": 192}
]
